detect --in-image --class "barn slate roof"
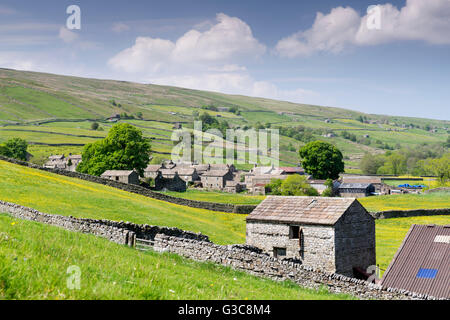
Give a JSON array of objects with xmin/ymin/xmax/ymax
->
[
  {"xmin": 202, "ymin": 170, "xmax": 230, "ymax": 177},
  {"xmin": 381, "ymin": 224, "xmax": 450, "ymax": 299},
  {"xmin": 246, "ymin": 196, "xmax": 358, "ymax": 225},
  {"xmin": 101, "ymin": 170, "xmax": 135, "ymax": 176},
  {"xmin": 144, "ymin": 164, "xmax": 162, "ymax": 172}
]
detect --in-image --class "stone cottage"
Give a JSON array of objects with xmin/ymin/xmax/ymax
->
[
  {"xmin": 246, "ymin": 196, "xmax": 376, "ymax": 277},
  {"xmin": 154, "ymin": 171, "xmax": 187, "ymax": 192},
  {"xmin": 44, "ymin": 154, "xmax": 82, "ymax": 172},
  {"xmin": 200, "ymin": 170, "xmax": 234, "ymax": 190},
  {"xmin": 160, "ymin": 168, "xmax": 199, "ymax": 185},
  {"xmin": 143, "ymin": 164, "xmax": 163, "ymax": 179},
  {"xmin": 101, "ymin": 170, "xmax": 140, "ymax": 185}
]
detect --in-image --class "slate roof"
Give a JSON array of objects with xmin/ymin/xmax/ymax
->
[
  {"xmin": 342, "ymin": 175, "xmax": 382, "ymax": 184},
  {"xmin": 251, "ymin": 166, "xmax": 285, "ymax": 175},
  {"xmin": 202, "ymin": 170, "xmax": 230, "ymax": 177},
  {"xmin": 101, "ymin": 170, "xmax": 135, "ymax": 176},
  {"xmin": 144, "ymin": 164, "xmax": 162, "ymax": 172},
  {"xmin": 381, "ymin": 224, "xmax": 450, "ymax": 299},
  {"xmin": 280, "ymin": 167, "xmax": 305, "ymax": 174},
  {"xmin": 247, "ymin": 196, "xmax": 358, "ymax": 225}
]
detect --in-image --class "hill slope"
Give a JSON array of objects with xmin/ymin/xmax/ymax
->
[{"xmin": 0, "ymin": 68, "xmax": 448, "ymax": 169}]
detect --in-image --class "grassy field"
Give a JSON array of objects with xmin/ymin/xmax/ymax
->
[
  {"xmin": 0, "ymin": 160, "xmax": 449, "ymax": 287},
  {"xmin": 376, "ymin": 215, "xmax": 450, "ymax": 275},
  {"xmin": 161, "ymin": 189, "xmax": 265, "ymax": 205},
  {"xmin": 358, "ymin": 192, "xmax": 450, "ymax": 212},
  {"xmin": 0, "ymin": 214, "xmax": 354, "ymax": 300}
]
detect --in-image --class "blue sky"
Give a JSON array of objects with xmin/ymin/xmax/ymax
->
[{"xmin": 0, "ymin": 0, "xmax": 449, "ymax": 120}]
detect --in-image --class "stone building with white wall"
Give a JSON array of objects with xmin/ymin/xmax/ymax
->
[
  {"xmin": 101, "ymin": 170, "xmax": 140, "ymax": 185},
  {"xmin": 246, "ymin": 196, "xmax": 376, "ymax": 277}
]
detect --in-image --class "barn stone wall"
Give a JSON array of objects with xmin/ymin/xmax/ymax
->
[
  {"xmin": 334, "ymin": 202, "xmax": 376, "ymax": 276},
  {"xmin": 246, "ymin": 221, "xmax": 336, "ymax": 274}
]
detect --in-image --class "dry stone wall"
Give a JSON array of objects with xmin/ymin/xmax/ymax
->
[
  {"xmin": 370, "ymin": 208, "xmax": 450, "ymax": 219},
  {"xmin": 1, "ymin": 200, "xmax": 445, "ymax": 300}
]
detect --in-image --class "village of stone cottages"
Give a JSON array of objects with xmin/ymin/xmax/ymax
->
[{"xmin": 0, "ymin": 120, "xmax": 442, "ymax": 302}]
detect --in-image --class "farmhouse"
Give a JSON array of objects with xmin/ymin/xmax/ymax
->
[
  {"xmin": 200, "ymin": 170, "xmax": 234, "ymax": 190},
  {"xmin": 143, "ymin": 164, "xmax": 163, "ymax": 179},
  {"xmin": 224, "ymin": 180, "xmax": 244, "ymax": 193},
  {"xmin": 154, "ymin": 171, "xmax": 187, "ymax": 192},
  {"xmin": 381, "ymin": 224, "xmax": 450, "ymax": 299},
  {"xmin": 160, "ymin": 168, "xmax": 199, "ymax": 184},
  {"xmin": 338, "ymin": 183, "xmax": 375, "ymax": 198},
  {"xmin": 306, "ymin": 178, "xmax": 339, "ymax": 195},
  {"xmin": 279, "ymin": 167, "xmax": 305, "ymax": 175},
  {"xmin": 246, "ymin": 196, "xmax": 376, "ymax": 277},
  {"xmin": 101, "ymin": 170, "xmax": 140, "ymax": 185},
  {"xmin": 44, "ymin": 154, "xmax": 82, "ymax": 172}
]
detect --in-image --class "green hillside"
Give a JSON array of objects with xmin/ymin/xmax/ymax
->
[{"xmin": 1, "ymin": 68, "xmax": 448, "ymax": 170}]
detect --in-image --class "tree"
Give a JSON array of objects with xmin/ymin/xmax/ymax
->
[
  {"xmin": 266, "ymin": 178, "xmax": 283, "ymax": 195},
  {"xmin": 378, "ymin": 153, "xmax": 407, "ymax": 175},
  {"xmin": 445, "ymin": 136, "xmax": 450, "ymax": 148},
  {"xmin": 299, "ymin": 141, "xmax": 344, "ymax": 179},
  {"xmin": 279, "ymin": 175, "xmax": 319, "ymax": 196},
  {"xmin": 360, "ymin": 153, "xmax": 385, "ymax": 174},
  {"xmin": 0, "ymin": 138, "xmax": 28, "ymax": 161},
  {"xmin": 322, "ymin": 178, "xmax": 334, "ymax": 197},
  {"xmin": 91, "ymin": 122, "xmax": 99, "ymax": 130},
  {"xmin": 76, "ymin": 123, "xmax": 151, "ymax": 176}
]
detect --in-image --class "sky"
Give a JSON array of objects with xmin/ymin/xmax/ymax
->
[{"xmin": 0, "ymin": 0, "xmax": 449, "ymax": 120}]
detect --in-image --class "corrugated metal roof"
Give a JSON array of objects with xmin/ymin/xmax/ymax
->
[
  {"xmin": 246, "ymin": 196, "xmax": 358, "ymax": 225},
  {"xmin": 381, "ymin": 224, "xmax": 450, "ymax": 299},
  {"xmin": 339, "ymin": 183, "xmax": 372, "ymax": 189}
]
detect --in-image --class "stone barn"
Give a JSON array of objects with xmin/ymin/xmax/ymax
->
[
  {"xmin": 154, "ymin": 171, "xmax": 187, "ymax": 192},
  {"xmin": 101, "ymin": 170, "xmax": 140, "ymax": 185},
  {"xmin": 338, "ymin": 183, "xmax": 375, "ymax": 198},
  {"xmin": 246, "ymin": 196, "xmax": 376, "ymax": 277}
]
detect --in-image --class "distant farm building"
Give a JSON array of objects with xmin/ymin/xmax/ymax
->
[
  {"xmin": 246, "ymin": 196, "xmax": 376, "ymax": 277},
  {"xmin": 143, "ymin": 164, "xmax": 163, "ymax": 179},
  {"xmin": 341, "ymin": 175, "xmax": 390, "ymax": 195},
  {"xmin": 381, "ymin": 224, "xmax": 450, "ymax": 299},
  {"xmin": 224, "ymin": 180, "xmax": 244, "ymax": 193},
  {"xmin": 200, "ymin": 170, "xmax": 234, "ymax": 191},
  {"xmin": 101, "ymin": 170, "xmax": 140, "ymax": 185},
  {"xmin": 338, "ymin": 183, "xmax": 375, "ymax": 198},
  {"xmin": 154, "ymin": 171, "xmax": 187, "ymax": 192},
  {"xmin": 279, "ymin": 167, "xmax": 305, "ymax": 175},
  {"xmin": 44, "ymin": 154, "xmax": 82, "ymax": 172}
]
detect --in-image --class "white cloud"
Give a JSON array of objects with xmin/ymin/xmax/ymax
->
[
  {"xmin": 147, "ymin": 72, "xmax": 319, "ymax": 104},
  {"xmin": 108, "ymin": 13, "xmax": 266, "ymax": 73},
  {"xmin": 108, "ymin": 13, "xmax": 316, "ymax": 105},
  {"xmin": 58, "ymin": 27, "xmax": 79, "ymax": 43},
  {"xmin": 112, "ymin": 22, "xmax": 130, "ymax": 33},
  {"xmin": 276, "ymin": 0, "xmax": 450, "ymax": 57}
]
